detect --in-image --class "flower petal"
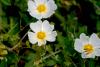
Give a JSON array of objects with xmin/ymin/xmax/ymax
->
[
  {"xmin": 42, "ymin": 20, "xmax": 54, "ymax": 32},
  {"xmin": 42, "ymin": 0, "xmax": 57, "ymax": 18},
  {"xmin": 28, "ymin": 0, "xmax": 36, "ymax": 11},
  {"xmin": 29, "ymin": 11, "xmax": 43, "ymax": 19},
  {"xmin": 42, "ymin": 8, "xmax": 55, "ymax": 19},
  {"xmin": 89, "ymin": 33, "xmax": 100, "ymax": 48},
  {"xmin": 80, "ymin": 33, "xmax": 89, "ymax": 44},
  {"xmin": 74, "ymin": 39, "xmax": 83, "ymax": 53},
  {"xmin": 95, "ymin": 49, "xmax": 100, "ymax": 56},
  {"xmin": 30, "ymin": 20, "xmax": 42, "ymax": 33},
  {"xmin": 81, "ymin": 52, "xmax": 95, "ymax": 58},
  {"xmin": 28, "ymin": 31, "xmax": 37, "ymax": 44},
  {"xmin": 47, "ymin": 0, "xmax": 57, "ymax": 10},
  {"xmin": 46, "ymin": 31, "xmax": 57, "ymax": 42},
  {"xmin": 38, "ymin": 40, "xmax": 46, "ymax": 46}
]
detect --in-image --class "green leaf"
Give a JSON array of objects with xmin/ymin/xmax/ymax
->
[
  {"xmin": 96, "ymin": 9, "xmax": 100, "ymax": 15},
  {"xmin": 6, "ymin": 52, "xmax": 19, "ymax": 65},
  {"xmin": 0, "ymin": 59, "xmax": 7, "ymax": 67},
  {"xmin": 25, "ymin": 60, "xmax": 35, "ymax": 67},
  {"xmin": 96, "ymin": 20, "xmax": 100, "ymax": 31},
  {"xmin": 89, "ymin": 59, "xmax": 95, "ymax": 67},
  {"xmin": 45, "ymin": 59, "xmax": 56, "ymax": 66},
  {"xmin": 24, "ymin": 51, "xmax": 35, "ymax": 67},
  {"xmin": 8, "ymin": 17, "xmax": 20, "ymax": 35},
  {"xmin": 1, "ymin": 0, "xmax": 11, "ymax": 5}
]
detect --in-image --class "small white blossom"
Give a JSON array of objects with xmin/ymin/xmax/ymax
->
[
  {"xmin": 28, "ymin": 20, "xmax": 57, "ymax": 46},
  {"xmin": 27, "ymin": 0, "xmax": 57, "ymax": 19},
  {"xmin": 74, "ymin": 33, "xmax": 100, "ymax": 58}
]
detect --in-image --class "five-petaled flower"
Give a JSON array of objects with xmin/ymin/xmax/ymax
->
[
  {"xmin": 74, "ymin": 33, "xmax": 100, "ymax": 58},
  {"xmin": 27, "ymin": 0, "xmax": 57, "ymax": 19},
  {"xmin": 28, "ymin": 20, "xmax": 57, "ymax": 46}
]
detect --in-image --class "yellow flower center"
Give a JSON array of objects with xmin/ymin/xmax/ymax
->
[
  {"xmin": 84, "ymin": 44, "xmax": 94, "ymax": 55},
  {"xmin": 37, "ymin": 31, "xmax": 46, "ymax": 40},
  {"xmin": 37, "ymin": 4, "xmax": 47, "ymax": 13}
]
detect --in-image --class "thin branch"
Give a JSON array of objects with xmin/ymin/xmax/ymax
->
[
  {"xmin": 8, "ymin": 32, "xmax": 28, "ymax": 51},
  {"xmin": 34, "ymin": 50, "xmax": 62, "ymax": 66},
  {"xmin": 41, "ymin": 50, "xmax": 61, "ymax": 61},
  {"xmin": 68, "ymin": 56, "xmax": 77, "ymax": 67}
]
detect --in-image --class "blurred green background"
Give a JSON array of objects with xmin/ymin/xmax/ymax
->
[{"xmin": 0, "ymin": 0, "xmax": 100, "ymax": 67}]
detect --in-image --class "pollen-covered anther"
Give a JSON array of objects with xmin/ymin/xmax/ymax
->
[
  {"xmin": 37, "ymin": 4, "xmax": 47, "ymax": 13},
  {"xmin": 37, "ymin": 31, "xmax": 46, "ymax": 40},
  {"xmin": 84, "ymin": 44, "xmax": 94, "ymax": 55}
]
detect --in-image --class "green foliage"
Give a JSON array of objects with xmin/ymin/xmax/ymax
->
[
  {"xmin": 0, "ymin": 59, "xmax": 7, "ymax": 67},
  {"xmin": 0, "ymin": 0, "xmax": 100, "ymax": 67}
]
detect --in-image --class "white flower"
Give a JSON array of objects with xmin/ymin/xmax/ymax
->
[
  {"xmin": 74, "ymin": 33, "xmax": 100, "ymax": 58},
  {"xmin": 28, "ymin": 20, "xmax": 57, "ymax": 46},
  {"xmin": 27, "ymin": 0, "xmax": 57, "ymax": 19}
]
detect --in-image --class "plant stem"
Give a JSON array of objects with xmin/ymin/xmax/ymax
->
[
  {"xmin": 7, "ymin": 32, "xmax": 28, "ymax": 51},
  {"xmin": 42, "ymin": 50, "xmax": 61, "ymax": 60}
]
